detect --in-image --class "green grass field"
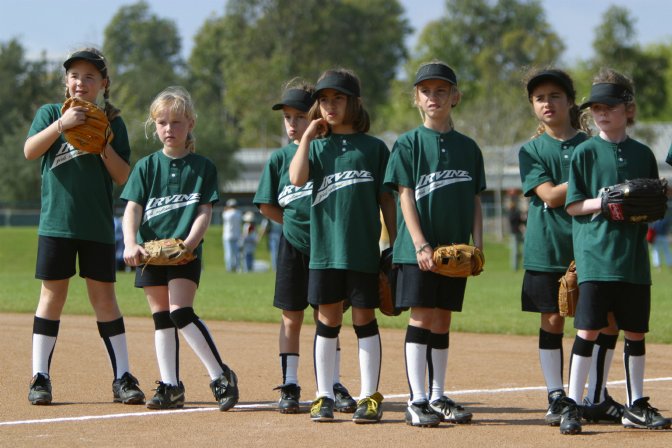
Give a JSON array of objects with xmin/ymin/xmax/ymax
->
[{"xmin": 1, "ymin": 227, "xmax": 671, "ymax": 343}]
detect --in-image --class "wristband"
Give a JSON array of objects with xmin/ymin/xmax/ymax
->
[
  {"xmin": 415, "ymin": 243, "xmax": 431, "ymax": 255},
  {"xmin": 57, "ymin": 119, "xmax": 63, "ymax": 134}
]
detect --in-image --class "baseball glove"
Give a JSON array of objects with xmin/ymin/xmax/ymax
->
[
  {"xmin": 600, "ymin": 178, "xmax": 668, "ymax": 223},
  {"xmin": 558, "ymin": 261, "xmax": 578, "ymax": 317},
  {"xmin": 141, "ymin": 238, "xmax": 196, "ymax": 267},
  {"xmin": 61, "ymin": 97, "xmax": 114, "ymax": 155},
  {"xmin": 432, "ymin": 244, "xmax": 485, "ymax": 278},
  {"xmin": 378, "ymin": 248, "xmax": 405, "ymax": 316}
]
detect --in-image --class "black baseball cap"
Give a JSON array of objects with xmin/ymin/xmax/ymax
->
[
  {"xmin": 313, "ymin": 72, "xmax": 360, "ymax": 98},
  {"xmin": 526, "ymin": 70, "xmax": 575, "ymax": 100},
  {"xmin": 271, "ymin": 88, "xmax": 314, "ymax": 112},
  {"xmin": 414, "ymin": 63, "xmax": 458, "ymax": 86},
  {"xmin": 579, "ymin": 83, "xmax": 634, "ymax": 109},
  {"xmin": 63, "ymin": 50, "xmax": 107, "ymax": 77}
]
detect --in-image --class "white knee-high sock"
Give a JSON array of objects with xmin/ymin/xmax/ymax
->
[
  {"xmin": 355, "ymin": 320, "xmax": 381, "ymax": 398},
  {"xmin": 32, "ymin": 316, "xmax": 60, "ymax": 376},
  {"xmin": 280, "ymin": 353, "xmax": 299, "ymax": 386},
  {"xmin": 539, "ymin": 329, "xmax": 564, "ymax": 394},
  {"xmin": 624, "ymin": 338, "xmax": 646, "ymax": 406},
  {"xmin": 155, "ymin": 328, "xmax": 179, "ymax": 385},
  {"xmin": 586, "ymin": 333, "xmax": 617, "ymax": 404},
  {"xmin": 179, "ymin": 321, "xmax": 224, "ymax": 380},
  {"xmin": 314, "ymin": 321, "xmax": 340, "ymax": 399},
  {"xmin": 568, "ymin": 336, "xmax": 595, "ymax": 403},
  {"xmin": 97, "ymin": 318, "xmax": 131, "ymax": 379},
  {"xmin": 405, "ymin": 325, "xmax": 430, "ymax": 404},
  {"xmin": 427, "ymin": 332, "xmax": 449, "ymax": 402},
  {"xmin": 171, "ymin": 308, "xmax": 224, "ymax": 381}
]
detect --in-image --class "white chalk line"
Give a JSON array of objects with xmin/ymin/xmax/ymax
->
[{"xmin": 3, "ymin": 377, "xmax": 671, "ymax": 427}]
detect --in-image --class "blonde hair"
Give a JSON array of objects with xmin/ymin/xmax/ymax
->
[
  {"xmin": 145, "ymin": 86, "xmax": 197, "ymax": 152},
  {"xmin": 585, "ymin": 68, "xmax": 637, "ymax": 126},
  {"xmin": 64, "ymin": 47, "xmax": 121, "ymax": 121},
  {"xmin": 413, "ymin": 60, "xmax": 461, "ymax": 129}
]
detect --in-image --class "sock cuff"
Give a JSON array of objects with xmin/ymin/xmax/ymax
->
[
  {"xmin": 152, "ymin": 311, "xmax": 175, "ymax": 330},
  {"xmin": 170, "ymin": 307, "xmax": 198, "ymax": 329},
  {"xmin": 572, "ymin": 336, "xmax": 595, "ymax": 357},
  {"xmin": 354, "ymin": 319, "xmax": 379, "ymax": 339},
  {"xmin": 33, "ymin": 316, "xmax": 60, "ymax": 337},
  {"xmin": 624, "ymin": 338, "xmax": 646, "ymax": 356},
  {"xmin": 595, "ymin": 333, "xmax": 618, "ymax": 350},
  {"xmin": 428, "ymin": 332, "xmax": 449, "ymax": 349},
  {"xmin": 280, "ymin": 353, "xmax": 300, "ymax": 358},
  {"xmin": 316, "ymin": 320, "xmax": 341, "ymax": 338},
  {"xmin": 539, "ymin": 328, "xmax": 563, "ymax": 349},
  {"xmin": 405, "ymin": 325, "xmax": 430, "ymax": 344},
  {"xmin": 97, "ymin": 317, "xmax": 125, "ymax": 337}
]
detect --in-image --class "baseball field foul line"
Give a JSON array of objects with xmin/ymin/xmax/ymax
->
[{"xmin": 3, "ymin": 377, "xmax": 671, "ymax": 427}]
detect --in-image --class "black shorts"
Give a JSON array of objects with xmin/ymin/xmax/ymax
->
[
  {"xmin": 521, "ymin": 270, "xmax": 564, "ymax": 313},
  {"xmin": 308, "ymin": 269, "xmax": 378, "ymax": 309},
  {"xmin": 134, "ymin": 258, "xmax": 202, "ymax": 288},
  {"xmin": 273, "ymin": 234, "xmax": 311, "ymax": 311},
  {"xmin": 35, "ymin": 235, "xmax": 116, "ymax": 282},
  {"xmin": 574, "ymin": 281, "xmax": 650, "ymax": 333},
  {"xmin": 396, "ymin": 264, "xmax": 467, "ymax": 311}
]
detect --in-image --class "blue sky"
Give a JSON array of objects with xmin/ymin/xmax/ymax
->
[{"xmin": 1, "ymin": 0, "xmax": 670, "ymax": 65}]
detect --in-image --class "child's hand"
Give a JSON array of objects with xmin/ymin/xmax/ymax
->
[
  {"xmin": 416, "ymin": 244, "xmax": 436, "ymax": 272},
  {"xmin": 60, "ymin": 105, "xmax": 89, "ymax": 131},
  {"xmin": 123, "ymin": 243, "xmax": 148, "ymax": 267},
  {"xmin": 305, "ymin": 118, "xmax": 328, "ymax": 139}
]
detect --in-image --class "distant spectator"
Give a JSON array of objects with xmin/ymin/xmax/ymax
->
[
  {"xmin": 649, "ymin": 216, "xmax": 672, "ymax": 269},
  {"xmin": 242, "ymin": 211, "xmax": 259, "ymax": 272},
  {"xmin": 267, "ymin": 219, "xmax": 282, "ymax": 271},
  {"xmin": 222, "ymin": 199, "xmax": 242, "ymax": 272},
  {"xmin": 508, "ymin": 198, "xmax": 527, "ymax": 271},
  {"xmin": 114, "ymin": 216, "xmax": 127, "ymax": 271}
]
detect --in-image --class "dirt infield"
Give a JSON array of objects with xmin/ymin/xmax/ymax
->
[{"xmin": 2, "ymin": 313, "xmax": 671, "ymax": 447}]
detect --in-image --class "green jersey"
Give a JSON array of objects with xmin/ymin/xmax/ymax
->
[
  {"xmin": 666, "ymin": 142, "xmax": 672, "ymax": 166},
  {"xmin": 519, "ymin": 132, "xmax": 587, "ymax": 272},
  {"xmin": 567, "ymin": 136, "xmax": 658, "ymax": 284},
  {"xmin": 384, "ymin": 126, "xmax": 486, "ymax": 264},
  {"xmin": 254, "ymin": 143, "xmax": 311, "ymax": 255},
  {"xmin": 121, "ymin": 150, "xmax": 219, "ymax": 256},
  {"xmin": 28, "ymin": 103, "xmax": 131, "ymax": 244},
  {"xmin": 307, "ymin": 133, "xmax": 389, "ymax": 273}
]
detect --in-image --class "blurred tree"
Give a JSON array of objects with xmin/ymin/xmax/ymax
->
[
  {"xmin": 0, "ymin": 40, "xmax": 61, "ymax": 202},
  {"xmin": 102, "ymin": 1, "xmax": 184, "ymax": 160},
  {"xmin": 190, "ymin": 0, "xmax": 410, "ymax": 147},
  {"xmin": 590, "ymin": 5, "xmax": 669, "ymax": 121}
]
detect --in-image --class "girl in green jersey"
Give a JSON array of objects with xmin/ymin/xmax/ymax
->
[
  {"xmin": 25, "ymin": 48, "xmax": 143, "ymax": 406},
  {"xmin": 122, "ymin": 87, "xmax": 238, "ymax": 411}
]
